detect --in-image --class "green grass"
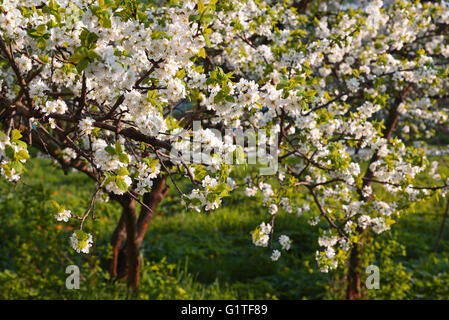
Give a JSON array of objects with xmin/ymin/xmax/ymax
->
[{"xmin": 1, "ymin": 157, "xmax": 449, "ymax": 299}]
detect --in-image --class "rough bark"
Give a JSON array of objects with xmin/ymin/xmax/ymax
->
[
  {"xmin": 346, "ymin": 229, "xmax": 365, "ymax": 300},
  {"xmin": 109, "ymin": 177, "xmax": 169, "ymax": 292},
  {"xmin": 136, "ymin": 176, "xmax": 169, "ymax": 246}
]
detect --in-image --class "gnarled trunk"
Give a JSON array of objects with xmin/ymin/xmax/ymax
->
[{"xmin": 108, "ymin": 176, "xmax": 169, "ymax": 293}]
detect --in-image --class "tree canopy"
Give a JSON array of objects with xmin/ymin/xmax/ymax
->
[{"xmin": 1, "ymin": 0, "xmax": 449, "ymax": 297}]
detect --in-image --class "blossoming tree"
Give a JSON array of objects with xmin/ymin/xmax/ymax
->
[{"xmin": 1, "ymin": 0, "xmax": 449, "ymax": 298}]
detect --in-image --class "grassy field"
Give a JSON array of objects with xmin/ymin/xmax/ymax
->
[{"xmin": 1, "ymin": 156, "xmax": 449, "ymax": 299}]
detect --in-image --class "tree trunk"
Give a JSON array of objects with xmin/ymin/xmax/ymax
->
[
  {"xmin": 346, "ymin": 241, "xmax": 363, "ymax": 300},
  {"xmin": 109, "ymin": 212, "xmax": 127, "ymax": 278},
  {"xmin": 122, "ymin": 196, "xmax": 140, "ymax": 293},
  {"xmin": 108, "ymin": 176, "xmax": 169, "ymax": 293},
  {"xmin": 346, "ymin": 227, "xmax": 367, "ymax": 300},
  {"xmin": 136, "ymin": 176, "xmax": 169, "ymax": 246}
]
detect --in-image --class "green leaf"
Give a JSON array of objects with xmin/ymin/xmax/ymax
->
[
  {"xmin": 75, "ymin": 230, "xmax": 89, "ymax": 241},
  {"xmin": 76, "ymin": 58, "xmax": 89, "ymax": 73},
  {"xmin": 38, "ymin": 38, "xmax": 47, "ymax": 50},
  {"xmin": 176, "ymin": 69, "xmax": 186, "ymax": 79},
  {"xmin": 189, "ymin": 14, "xmax": 200, "ymax": 22},
  {"xmin": 198, "ymin": 0, "xmax": 205, "ymax": 12},
  {"xmin": 36, "ymin": 24, "xmax": 46, "ymax": 35},
  {"xmin": 11, "ymin": 129, "xmax": 22, "ymax": 141},
  {"xmin": 213, "ymin": 90, "xmax": 227, "ymax": 104},
  {"xmin": 5, "ymin": 145, "xmax": 15, "ymax": 159},
  {"xmin": 105, "ymin": 145, "xmax": 116, "ymax": 155},
  {"xmin": 118, "ymin": 153, "xmax": 129, "ymax": 164},
  {"xmin": 206, "ymin": 192, "xmax": 219, "ymax": 203},
  {"xmin": 104, "ymin": 175, "xmax": 115, "ymax": 186},
  {"xmin": 225, "ymin": 95, "xmax": 235, "ymax": 103},
  {"xmin": 198, "ymin": 47, "xmax": 206, "ymax": 59},
  {"xmin": 203, "ymin": 33, "xmax": 211, "ymax": 48},
  {"xmin": 10, "ymin": 160, "xmax": 23, "ymax": 173},
  {"xmin": 15, "ymin": 140, "xmax": 28, "ymax": 148},
  {"xmin": 68, "ymin": 50, "xmax": 85, "ymax": 63},
  {"xmin": 115, "ymin": 141, "xmax": 123, "ymax": 154},
  {"xmin": 50, "ymin": 200, "xmax": 61, "ymax": 211},
  {"xmin": 116, "ymin": 167, "xmax": 129, "ymax": 176},
  {"xmin": 87, "ymin": 49, "xmax": 101, "ymax": 60},
  {"xmin": 16, "ymin": 150, "xmax": 29, "ymax": 160},
  {"xmin": 1, "ymin": 164, "xmax": 11, "ymax": 177},
  {"xmin": 115, "ymin": 176, "xmax": 129, "ymax": 192},
  {"xmin": 100, "ymin": 15, "xmax": 111, "ymax": 28}
]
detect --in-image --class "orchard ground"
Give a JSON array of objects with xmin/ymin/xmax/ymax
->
[{"xmin": 1, "ymin": 155, "xmax": 449, "ymax": 299}]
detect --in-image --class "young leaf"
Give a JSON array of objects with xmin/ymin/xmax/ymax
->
[{"xmin": 115, "ymin": 176, "xmax": 129, "ymax": 192}]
